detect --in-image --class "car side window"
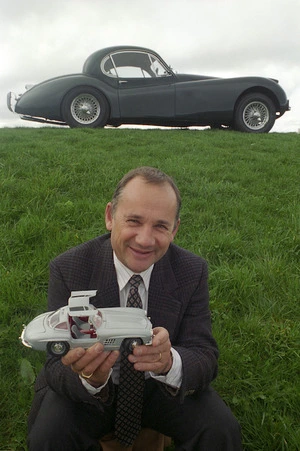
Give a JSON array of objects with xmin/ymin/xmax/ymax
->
[
  {"xmin": 101, "ymin": 51, "xmax": 170, "ymax": 79},
  {"xmin": 102, "ymin": 55, "xmax": 118, "ymax": 77},
  {"xmin": 48, "ymin": 311, "xmax": 68, "ymax": 329},
  {"xmin": 149, "ymin": 55, "xmax": 169, "ymax": 77}
]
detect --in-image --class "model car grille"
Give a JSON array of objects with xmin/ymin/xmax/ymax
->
[{"xmin": 103, "ymin": 338, "xmax": 117, "ymax": 345}]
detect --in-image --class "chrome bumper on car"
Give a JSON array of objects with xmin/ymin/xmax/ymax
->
[
  {"xmin": 7, "ymin": 92, "xmax": 17, "ymax": 112},
  {"xmin": 278, "ymin": 99, "xmax": 290, "ymax": 117},
  {"xmin": 20, "ymin": 326, "xmax": 32, "ymax": 348}
]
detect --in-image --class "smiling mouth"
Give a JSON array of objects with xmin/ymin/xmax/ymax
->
[{"xmin": 130, "ymin": 247, "xmax": 153, "ymax": 257}]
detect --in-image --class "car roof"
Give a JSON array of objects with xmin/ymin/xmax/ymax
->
[
  {"xmin": 68, "ymin": 305, "xmax": 97, "ymax": 316},
  {"xmin": 83, "ymin": 46, "xmax": 164, "ymax": 76}
]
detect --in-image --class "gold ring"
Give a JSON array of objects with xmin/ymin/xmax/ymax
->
[
  {"xmin": 81, "ymin": 371, "xmax": 94, "ymax": 379},
  {"xmin": 158, "ymin": 352, "xmax": 162, "ymax": 362}
]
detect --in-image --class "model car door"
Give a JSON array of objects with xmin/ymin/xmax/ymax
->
[{"xmin": 105, "ymin": 51, "xmax": 175, "ymax": 119}]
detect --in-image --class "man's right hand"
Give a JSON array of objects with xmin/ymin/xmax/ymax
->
[{"xmin": 61, "ymin": 343, "xmax": 119, "ymax": 387}]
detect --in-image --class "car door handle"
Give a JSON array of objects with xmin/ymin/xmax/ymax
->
[{"xmin": 119, "ymin": 80, "xmax": 127, "ymax": 84}]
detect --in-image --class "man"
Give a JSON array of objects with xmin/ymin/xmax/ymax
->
[{"xmin": 28, "ymin": 166, "xmax": 242, "ymax": 450}]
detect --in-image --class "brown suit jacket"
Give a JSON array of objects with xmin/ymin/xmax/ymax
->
[{"xmin": 29, "ymin": 234, "xmax": 218, "ymax": 426}]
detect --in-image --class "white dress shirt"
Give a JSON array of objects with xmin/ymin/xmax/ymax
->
[{"xmin": 81, "ymin": 253, "xmax": 182, "ymax": 395}]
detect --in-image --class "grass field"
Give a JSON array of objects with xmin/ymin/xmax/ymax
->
[{"xmin": 0, "ymin": 127, "xmax": 299, "ymax": 450}]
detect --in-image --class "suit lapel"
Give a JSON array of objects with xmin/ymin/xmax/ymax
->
[
  {"xmin": 148, "ymin": 256, "xmax": 182, "ymax": 340},
  {"xmin": 89, "ymin": 239, "xmax": 120, "ymax": 308}
]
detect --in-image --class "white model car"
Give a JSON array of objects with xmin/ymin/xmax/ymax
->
[{"xmin": 20, "ymin": 291, "xmax": 153, "ymax": 356}]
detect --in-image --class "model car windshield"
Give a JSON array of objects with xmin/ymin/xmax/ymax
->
[
  {"xmin": 48, "ymin": 311, "xmax": 68, "ymax": 330},
  {"xmin": 101, "ymin": 51, "xmax": 170, "ymax": 78},
  {"xmin": 92, "ymin": 312, "xmax": 103, "ymax": 328}
]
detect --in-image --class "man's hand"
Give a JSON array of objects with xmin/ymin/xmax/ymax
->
[
  {"xmin": 128, "ymin": 327, "xmax": 173, "ymax": 375},
  {"xmin": 61, "ymin": 343, "xmax": 119, "ymax": 387}
]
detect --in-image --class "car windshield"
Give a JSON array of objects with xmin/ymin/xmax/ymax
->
[
  {"xmin": 102, "ymin": 51, "xmax": 170, "ymax": 79},
  {"xmin": 48, "ymin": 311, "xmax": 68, "ymax": 330},
  {"xmin": 91, "ymin": 311, "xmax": 103, "ymax": 328}
]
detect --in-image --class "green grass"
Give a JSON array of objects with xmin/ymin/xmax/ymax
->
[{"xmin": 0, "ymin": 127, "xmax": 299, "ymax": 450}]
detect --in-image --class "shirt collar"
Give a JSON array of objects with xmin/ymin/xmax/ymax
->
[{"xmin": 113, "ymin": 252, "xmax": 153, "ymax": 291}]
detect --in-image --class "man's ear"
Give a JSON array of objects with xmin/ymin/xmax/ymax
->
[{"xmin": 105, "ymin": 202, "xmax": 113, "ymax": 231}]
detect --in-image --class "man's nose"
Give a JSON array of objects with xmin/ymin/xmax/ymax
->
[{"xmin": 135, "ymin": 226, "xmax": 155, "ymax": 247}]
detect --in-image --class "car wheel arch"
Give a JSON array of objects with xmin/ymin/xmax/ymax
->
[
  {"xmin": 234, "ymin": 87, "xmax": 279, "ymax": 114},
  {"xmin": 233, "ymin": 89, "xmax": 278, "ymax": 133},
  {"xmin": 61, "ymin": 85, "xmax": 111, "ymax": 128},
  {"xmin": 46, "ymin": 340, "xmax": 70, "ymax": 356}
]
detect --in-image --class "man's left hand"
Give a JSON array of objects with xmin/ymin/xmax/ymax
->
[{"xmin": 128, "ymin": 326, "xmax": 173, "ymax": 375}]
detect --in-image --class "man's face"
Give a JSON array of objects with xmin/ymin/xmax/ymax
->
[{"xmin": 105, "ymin": 177, "xmax": 180, "ymax": 273}]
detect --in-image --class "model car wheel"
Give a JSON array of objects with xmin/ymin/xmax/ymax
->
[
  {"xmin": 234, "ymin": 93, "xmax": 276, "ymax": 133},
  {"xmin": 62, "ymin": 87, "xmax": 109, "ymax": 128},
  {"xmin": 127, "ymin": 337, "xmax": 143, "ymax": 351},
  {"xmin": 47, "ymin": 341, "xmax": 70, "ymax": 356}
]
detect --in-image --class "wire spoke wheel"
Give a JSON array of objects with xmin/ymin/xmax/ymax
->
[
  {"xmin": 243, "ymin": 101, "xmax": 269, "ymax": 130},
  {"xmin": 234, "ymin": 93, "xmax": 276, "ymax": 133},
  {"xmin": 62, "ymin": 87, "xmax": 109, "ymax": 128},
  {"xmin": 70, "ymin": 94, "xmax": 101, "ymax": 125}
]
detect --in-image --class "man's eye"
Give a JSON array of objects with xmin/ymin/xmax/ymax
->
[
  {"xmin": 127, "ymin": 219, "xmax": 139, "ymax": 224},
  {"xmin": 156, "ymin": 224, "xmax": 168, "ymax": 230}
]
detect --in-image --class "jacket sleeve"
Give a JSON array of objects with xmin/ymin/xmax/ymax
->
[
  {"xmin": 44, "ymin": 356, "xmax": 115, "ymax": 408},
  {"xmin": 173, "ymin": 260, "xmax": 219, "ymax": 400},
  {"xmin": 150, "ymin": 247, "xmax": 219, "ymax": 401}
]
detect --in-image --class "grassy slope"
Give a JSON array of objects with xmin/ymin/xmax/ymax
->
[{"xmin": 0, "ymin": 128, "xmax": 299, "ymax": 450}]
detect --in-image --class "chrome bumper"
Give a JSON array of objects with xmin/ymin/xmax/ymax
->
[
  {"xmin": 7, "ymin": 92, "xmax": 18, "ymax": 112},
  {"xmin": 20, "ymin": 326, "xmax": 32, "ymax": 348}
]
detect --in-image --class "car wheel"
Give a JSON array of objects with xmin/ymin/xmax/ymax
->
[
  {"xmin": 47, "ymin": 341, "xmax": 70, "ymax": 356},
  {"xmin": 234, "ymin": 93, "xmax": 276, "ymax": 133},
  {"xmin": 62, "ymin": 87, "xmax": 109, "ymax": 128},
  {"xmin": 123, "ymin": 337, "xmax": 143, "ymax": 351}
]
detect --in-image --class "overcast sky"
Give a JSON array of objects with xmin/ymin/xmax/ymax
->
[{"xmin": 1, "ymin": 0, "xmax": 299, "ymax": 132}]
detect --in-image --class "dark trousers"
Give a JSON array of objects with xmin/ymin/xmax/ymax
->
[{"xmin": 28, "ymin": 379, "xmax": 242, "ymax": 450}]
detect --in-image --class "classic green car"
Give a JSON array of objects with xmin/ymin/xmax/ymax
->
[
  {"xmin": 20, "ymin": 291, "xmax": 153, "ymax": 356},
  {"xmin": 8, "ymin": 45, "xmax": 289, "ymax": 132}
]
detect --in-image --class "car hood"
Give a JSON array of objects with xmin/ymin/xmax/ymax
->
[
  {"xmin": 22, "ymin": 313, "xmax": 48, "ymax": 345},
  {"xmin": 175, "ymin": 73, "xmax": 220, "ymax": 82},
  {"xmin": 175, "ymin": 73, "xmax": 279, "ymax": 85},
  {"xmin": 27, "ymin": 313, "xmax": 47, "ymax": 333}
]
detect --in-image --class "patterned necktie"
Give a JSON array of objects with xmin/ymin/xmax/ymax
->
[
  {"xmin": 126, "ymin": 274, "xmax": 143, "ymax": 309},
  {"xmin": 115, "ymin": 275, "xmax": 145, "ymax": 446}
]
